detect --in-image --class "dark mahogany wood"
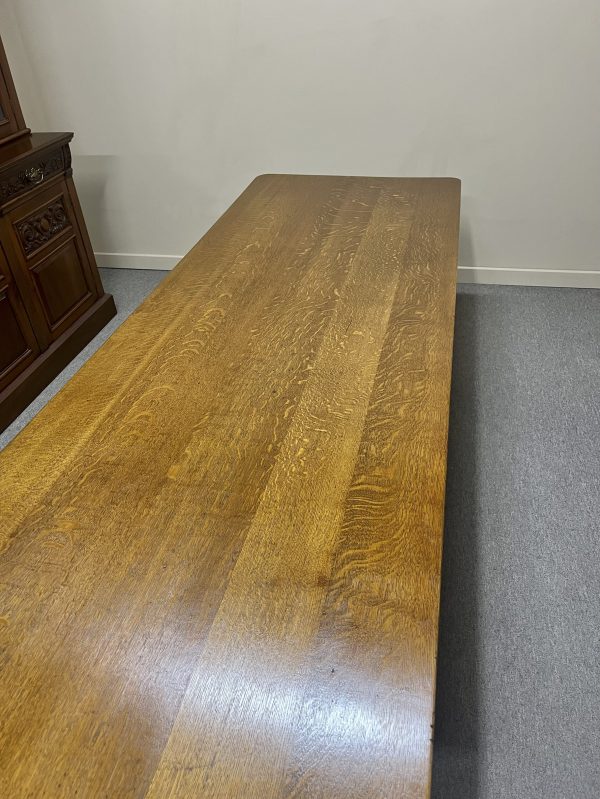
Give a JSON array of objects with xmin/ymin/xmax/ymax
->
[{"xmin": 0, "ymin": 37, "xmax": 115, "ymax": 432}]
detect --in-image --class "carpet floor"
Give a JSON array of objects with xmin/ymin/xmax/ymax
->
[
  {"xmin": 431, "ymin": 284, "xmax": 600, "ymax": 799},
  {"xmin": 2, "ymin": 271, "xmax": 599, "ymax": 797}
]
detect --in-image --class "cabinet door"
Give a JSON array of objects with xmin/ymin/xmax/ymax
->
[
  {"xmin": 0, "ymin": 243, "xmax": 39, "ymax": 393},
  {"xmin": 6, "ymin": 180, "xmax": 100, "ymax": 345}
]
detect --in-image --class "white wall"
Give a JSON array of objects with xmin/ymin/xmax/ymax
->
[{"xmin": 1, "ymin": 0, "xmax": 599, "ymax": 285}]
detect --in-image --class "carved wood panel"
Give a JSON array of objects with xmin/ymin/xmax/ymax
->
[{"xmin": 14, "ymin": 196, "xmax": 72, "ymax": 257}]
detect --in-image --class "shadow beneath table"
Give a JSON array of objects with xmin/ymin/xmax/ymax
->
[{"xmin": 430, "ymin": 288, "xmax": 482, "ymax": 799}]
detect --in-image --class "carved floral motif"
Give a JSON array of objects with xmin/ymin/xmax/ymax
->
[{"xmin": 15, "ymin": 198, "xmax": 70, "ymax": 256}]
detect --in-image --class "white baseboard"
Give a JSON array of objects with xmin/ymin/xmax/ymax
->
[
  {"xmin": 458, "ymin": 266, "xmax": 600, "ymax": 288},
  {"xmin": 94, "ymin": 252, "xmax": 182, "ymax": 271},
  {"xmin": 94, "ymin": 252, "xmax": 600, "ymax": 289}
]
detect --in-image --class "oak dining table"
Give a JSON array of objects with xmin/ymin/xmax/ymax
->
[{"xmin": 0, "ymin": 174, "xmax": 460, "ymax": 798}]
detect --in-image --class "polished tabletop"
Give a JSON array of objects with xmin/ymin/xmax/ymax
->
[{"xmin": 0, "ymin": 174, "xmax": 460, "ymax": 798}]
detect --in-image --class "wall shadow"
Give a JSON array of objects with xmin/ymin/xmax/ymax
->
[
  {"xmin": 458, "ymin": 211, "xmax": 476, "ymax": 268},
  {"xmin": 430, "ymin": 287, "xmax": 481, "ymax": 798},
  {"xmin": 72, "ymin": 154, "xmax": 112, "ymax": 252}
]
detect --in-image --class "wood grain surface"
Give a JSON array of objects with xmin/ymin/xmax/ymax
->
[{"xmin": 0, "ymin": 175, "xmax": 460, "ymax": 798}]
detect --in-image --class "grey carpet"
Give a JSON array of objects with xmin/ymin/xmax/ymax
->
[
  {"xmin": 431, "ymin": 284, "xmax": 600, "ymax": 799},
  {"xmin": 0, "ymin": 268, "xmax": 167, "ymax": 450},
  {"xmin": 2, "ymin": 274, "xmax": 599, "ymax": 796}
]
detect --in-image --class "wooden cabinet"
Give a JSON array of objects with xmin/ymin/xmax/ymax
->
[
  {"xmin": 0, "ymin": 134, "xmax": 116, "ymax": 431},
  {"xmin": 0, "ymin": 38, "xmax": 116, "ymax": 432}
]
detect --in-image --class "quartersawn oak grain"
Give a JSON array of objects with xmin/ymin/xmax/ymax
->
[{"xmin": 0, "ymin": 174, "xmax": 460, "ymax": 799}]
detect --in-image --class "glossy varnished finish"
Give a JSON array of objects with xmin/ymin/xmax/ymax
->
[{"xmin": 0, "ymin": 175, "xmax": 460, "ymax": 798}]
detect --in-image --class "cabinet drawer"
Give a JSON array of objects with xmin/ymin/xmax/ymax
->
[
  {"xmin": 0, "ymin": 142, "xmax": 70, "ymax": 207},
  {"xmin": 6, "ymin": 180, "xmax": 99, "ymax": 342}
]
